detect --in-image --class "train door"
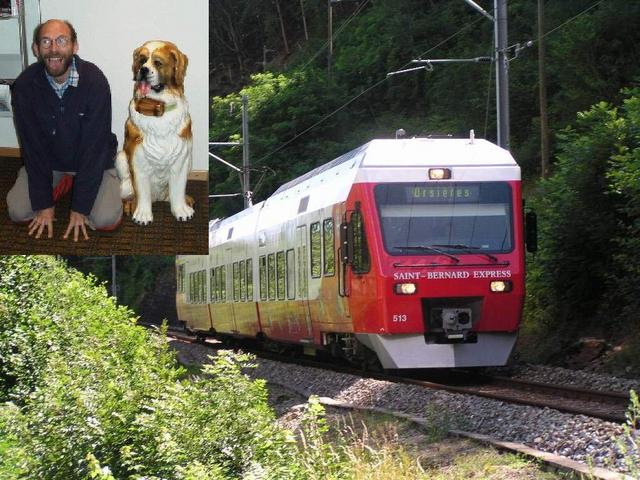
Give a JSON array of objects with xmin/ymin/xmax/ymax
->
[
  {"xmin": 296, "ymin": 225, "xmax": 313, "ymax": 337},
  {"xmin": 337, "ymin": 206, "xmax": 351, "ymax": 318}
]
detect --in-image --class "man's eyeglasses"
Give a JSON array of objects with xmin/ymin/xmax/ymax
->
[{"xmin": 38, "ymin": 36, "xmax": 71, "ymax": 49}]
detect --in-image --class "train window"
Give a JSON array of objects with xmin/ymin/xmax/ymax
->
[
  {"xmin": 267, "ymin": 254, "xmax": 276, "ymax": 300},
  {"xmin": 217, "ymin": 267, "xmax": 223, "ymax": 302},
  {"xmin": 352, "ymin": 211, "xmax": 371, "ymax": 273},
  {"xmin": 374, "ymin": 182, "xmax": 514, "ymax": 254},
  {"xmin": 209, "ymin": 268, "xmax": 218, "ymax": 302},
  {"xmin": 276, "ymin": 251, "xmax": 285, "ymax": 300},
  {"xmin": 188, "ymin": 272, "xmax": 194, "ymax": 302},
  {"xmin": 259, "ymin": 256, "xmax": 267, "ymax": 300},
  {"xmin": 323, "ymin": 218, "xmax": 335, "ymax": 276},
  {"xmin": 177, "ymin": 264, "xmax": 185, "ymax": 293},
  {"xmin": 239, "ymin": 260, "xmax": 246, "ymax": 301},
  {"xmin": 220, "ymin": 266, "xmax": 227, "ymax": 301},
  {"xmin": 246, "ymin": 258, "xmax": 254, "ymax": 301},
  {"xmin": 302, "ymin": 245, "xmax": 308, "ymax": 293},
  {"xmin": 214, "ymin": 267, "xmax": 220, "ymax": 303},
  {"xmin": 297, "ymin": 247, "xmax": 303, "ymax": 298},
  {"xmin": 192, "ymin": 271, "xmax": 198, "ymax": 303},
  {"xmin": 233, "ymin": 262, "xmax": 240, "ymax": 302},
  {"xmin": 193, "ymin": 272, "xmax": 199, "ymax": 303},
  {"xmin": 310, "ymin": 222, "xmax": 321, "ymax": 278},
  {"xmin": 286, "ymin": 249, "xmax": 295, "ymax": 300},
  {"xmin": 200, "ymin": 270, "xmax": 207, "ymax": 303}
]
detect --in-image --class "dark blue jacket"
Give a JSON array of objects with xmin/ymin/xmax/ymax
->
[{"xmin": 11, "ymin": 55, "xmax": 117, "ymax": 215}]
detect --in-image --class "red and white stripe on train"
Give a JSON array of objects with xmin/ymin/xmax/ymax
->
[{"xmin": 176, "ymin": 135, "xmax": 537, "ymax": 368}]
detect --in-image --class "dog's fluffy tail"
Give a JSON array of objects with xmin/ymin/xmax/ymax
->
[{"xmin": 115, "ymin": 150, "xmax": 135, "ymax": 200}]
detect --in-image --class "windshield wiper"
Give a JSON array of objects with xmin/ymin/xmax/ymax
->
[
  {"xmin": 393, "ymin": 245, "xmax": 460, "ymax": 263},
  {"xmin": 432, "ymin": 244, "xmax": 498, "ymax": 262}
]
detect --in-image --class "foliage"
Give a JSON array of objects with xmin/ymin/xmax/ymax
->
[
  {"xmin": 210, "ymin": 70, "xmax": 349, "ymax": 217},
  {"xmin": 0, "ymin": 257, "xmax": 300, "ymax": 479},
  {"xmin": 522, "ymin": 88, "xmax": 640, "ymax": 362}
]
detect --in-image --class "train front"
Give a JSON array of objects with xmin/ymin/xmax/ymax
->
[{"xmin": 346, "ymin": 138, "xmax": 526, "ymax": 368}]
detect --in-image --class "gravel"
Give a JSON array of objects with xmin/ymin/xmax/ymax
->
[
  {"xmin": 169, "ymin": 339, "xmax": 638, "ymax": 475},
  {"xmin": 504, "ymin": 363, "xmax": 640, "ymax": 394}
]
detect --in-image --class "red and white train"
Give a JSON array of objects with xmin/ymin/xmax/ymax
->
[{"xmin": 177, "ymin": 135, "xmax": 536, "ymax": 368}]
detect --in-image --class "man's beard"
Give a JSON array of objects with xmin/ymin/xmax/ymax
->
[{"xmin": 39, "ymin": 53, "xmax": 73, "ymax": 80}]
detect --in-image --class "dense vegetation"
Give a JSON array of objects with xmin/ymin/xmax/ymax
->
[
  {"xmin": 522, "ymin": 88, "xmax": 640, "ymax": 368},
  {"xmin": 210, "ymin": 0, "xmax": 640, "ymax": 368},
  {"xmin": 0, "ymin": 256, "xmax": 306, "ymax": 479}
]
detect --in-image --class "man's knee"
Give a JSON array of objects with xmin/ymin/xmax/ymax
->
[
  {"xmin": 90, "ymin": 169, "xmax": 123, "ymax": 230},
  {"xmin": 91, "ymin": 205, "xmax": 123, "ymax": 230},
  {"xmin": 6, "ymin": 170, "xmax": 34, "ymax": 222}
]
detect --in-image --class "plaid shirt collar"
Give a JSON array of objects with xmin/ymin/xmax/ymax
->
[{"xmin": 45, "ymin": 57, "xmax": 79, "ymax": 99}]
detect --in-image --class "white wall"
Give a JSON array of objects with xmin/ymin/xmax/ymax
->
[
  {"xmin": 2, "ymin": 0, "xmax": 208, "ymax": 172},
  {"xmin": 0, "ymin": 0, "xmax": 39, "ymax": 147}
]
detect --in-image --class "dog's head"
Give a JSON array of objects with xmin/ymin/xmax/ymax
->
[{"xmin": 132, "ymin": 41, "xmax": 188, "ymax": 95}]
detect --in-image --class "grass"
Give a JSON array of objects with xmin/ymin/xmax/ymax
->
[{"xmin": 305, "ymin": 407, "xmax": 567, "ymax": 480}]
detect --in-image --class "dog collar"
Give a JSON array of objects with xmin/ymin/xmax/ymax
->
[{"xmin": 135, "ymin": 97, "xmax": 178, "ymax": 117}]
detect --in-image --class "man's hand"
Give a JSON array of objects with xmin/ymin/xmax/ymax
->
[
  {"xmin": 63, "ymin": 210, "xmax": 91, "ymax": 242},
  {"xmin": 28, "ymin": 207, "xmax": 55, "ymax": 239}
]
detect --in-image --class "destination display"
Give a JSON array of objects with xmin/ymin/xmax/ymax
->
[{"xmin": 407, "ymin": 185, "xmax": 481, "ymax": 203}]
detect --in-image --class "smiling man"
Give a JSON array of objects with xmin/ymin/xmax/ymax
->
[{"xmin": 6, "ymin": 19, "xmax": 122, "ymax": 242}]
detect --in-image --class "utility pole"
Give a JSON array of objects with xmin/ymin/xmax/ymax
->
[
  {"xmin": 111, "ymin": 256, "xmax": 117, "ymax": 300},
  {"xmin": 327, "ymin": 0, "xmax": 333, "ymax": 75},
  {"xmin": 300, "ymin": 0, "xmax": 309, "ymax": 40},
  {"xmin": 538, "ymin": 0, "xmax": 550, "ymax": 178},
  {"xmin": 494, "ymin": 0, "xmax": 510, "ymax": 150},
  {"xmin": 242, "ymin": 95, "xmax": 251, "ymax": 208},
  {"xmin": 210, "ymin": 95, "xmax": 253, "ymax": 208},
  {"xmin": 388, "ymin": 1, "xmax": 511, "ymax": 150}
]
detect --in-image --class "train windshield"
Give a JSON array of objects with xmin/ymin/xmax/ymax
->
[{"xmin": 374, "ymin": 182, "xmax": 513, "ymax": 255}]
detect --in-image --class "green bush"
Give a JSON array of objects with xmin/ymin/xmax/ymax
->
[
  {"xmin": 522, "ymin": 87, "xmax": 640, "ymax": 362},
  {"xmin": 0, "ymin": 257, "xmax": 301, "ymax": 479}
]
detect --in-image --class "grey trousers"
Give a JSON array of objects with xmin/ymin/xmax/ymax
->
[{"xmin": 6, "ymin": 167, "xmax": 123, "ymax": 229}]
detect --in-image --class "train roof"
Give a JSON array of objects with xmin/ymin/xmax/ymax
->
[{"xmin": 271, "ymin": 137, "xmax": 517, "ymax": 198}]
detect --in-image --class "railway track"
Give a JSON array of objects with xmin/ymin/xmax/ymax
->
[
  {"xmin": 394, "ymin": 372, "xmax": 630, "ymax": 424},
  {"xmin": 162, "ymin": 327, "xmax": 632, "ymax": 424}
]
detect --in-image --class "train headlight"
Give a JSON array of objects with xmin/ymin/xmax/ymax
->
[
  {"xmin": 394, "ymin": 283, "xmax": 417, "ymax": 295},
  {"xmin": 428, "ymin": 168, "xmax": 451, "ymax": 180},
  {"xmin": 490, "ymin": 280, "xmax": 513, "ymax": 292}
]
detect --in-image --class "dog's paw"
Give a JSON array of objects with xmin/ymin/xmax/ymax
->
[
  {"xmin": 172, "ymin": 203, "xmax": 195, "ymax": 222},
  {"xmin": 133, "ymin": 206, "xmax": 154, "ymax": 225}
]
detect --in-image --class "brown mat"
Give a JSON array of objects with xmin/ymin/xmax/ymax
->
[{"xmin": 0, "ymin": 157, "xmax": 208, "ymax": 255}]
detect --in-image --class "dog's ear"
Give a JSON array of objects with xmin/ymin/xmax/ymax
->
[
  {"xmin": 171, "ymin": 47, "xmax": 188, "ymax": 88},
  {"xmin": 132, "ymin": 46, "xmax": 143, "ymax": 80}
]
